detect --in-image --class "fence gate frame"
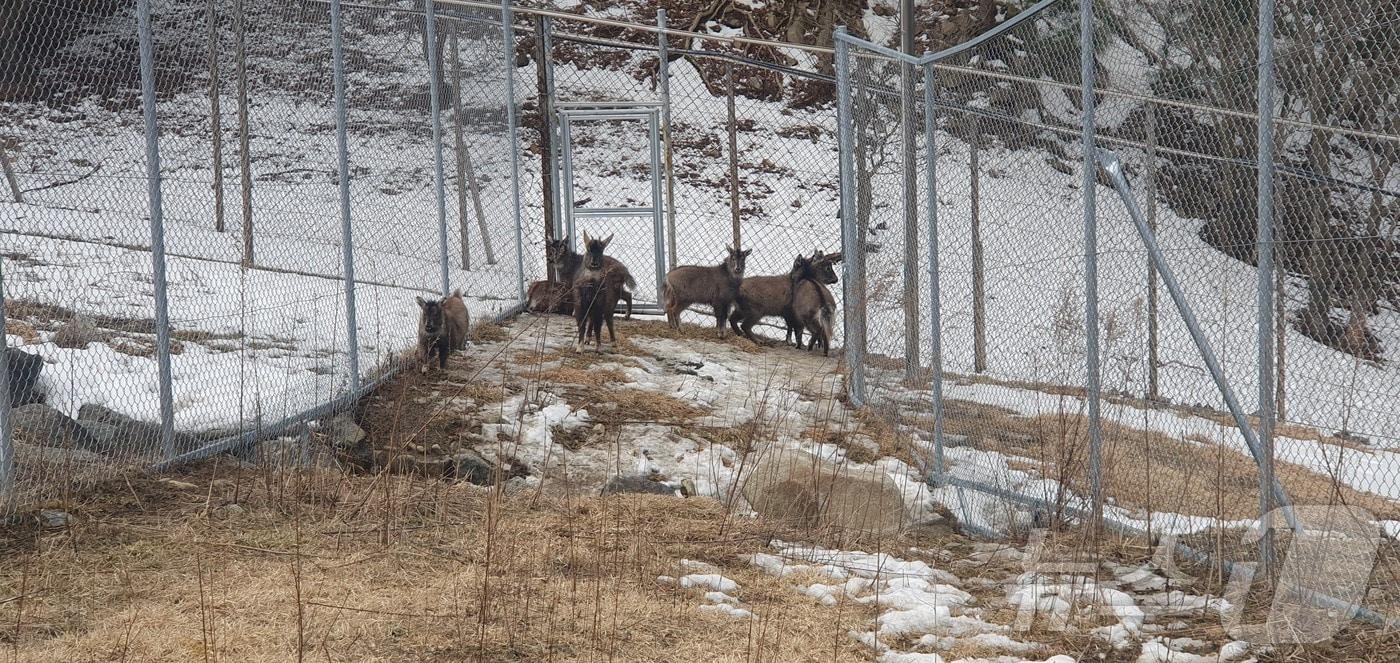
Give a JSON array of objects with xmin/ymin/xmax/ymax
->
[{"xmin": 552, "ymin": 101, "xmax": 668, "ymax": 313}]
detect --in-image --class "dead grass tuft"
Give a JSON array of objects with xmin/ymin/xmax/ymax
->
[
  {"xmin": 572, "ymin": 387, "xmax": 707, "ymax": 425},
  {"xmin": 536, "ymin": 365, "xmax": 628, "ymax": 388},
  {"xmin": 5, "ymin": 319, "xmax": 39, "ymax": 344},
  {"xmin": 624, "ymin": 319, "xmax": 763, "ymax": 353},
  {"xmin": 469, "ymin": 321, "xmax": 511, "ymax": 343}
]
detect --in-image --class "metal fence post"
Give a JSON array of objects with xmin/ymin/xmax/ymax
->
[
  {"xmin": 0, "ymin": 260, "xmax": 13, "ymax": 496},
  {"xmin": 922, "ymin": 61, "xmax": 944, "ymax": 477},
  {"xmin": 833, "ymin": 28, "xmax": 865, "ymax": 406},
  {"xmin": 206, "ymin": 0, "xmax": 224, "ymax": 233},
  {"xmin": 1145, "ymin": 101, "xmax": 1160, "ymax": 400},
  {"xmin": 542, "ymin": 16, "xmax": 562, "ymax": 243},
  {"xmin": 330, "ymin": 0, "xmax": 360, "ymax": 390},
  {"xmin": 234, "ymin": 0, "xmax": 253, "ymax": 266},
  {"xmin": 1255, "ymin": 0, "xmax": 1278, "ymax": 576},
  {"xmin": 658, "ymin": 8, "xmax": 678, "ymax": 267},
  {"xmin": 424, "ymin": 0, "xmax": 450, "ymax": 296},
  {"xmin": 502, "ymin": 0, "xmax": 525, "ymax": 301},
  {"xmin": 899, "ymin": 33, "xmax": 919, "ymax": 385},
  {"xmin": 138, "ymin": 0, "xmax": 177, "ymax": 459},
  {"xmin": 726, "ymin": 62, "xmax": 741, "ymax": 249},
  {"xmin": 1079, "ymin": 0, "xmax": 1103, "ymax": 530}
]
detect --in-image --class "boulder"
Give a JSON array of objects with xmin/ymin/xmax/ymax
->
[
  {"xmin": 4, "ymin": 348, "xmax": 45, "ymax": 407},
  {"xmin": 448, "ymin": 448, "xmax": 496, "ymax": 484},
  {"xmin": 11, "ymin": 403, "xmax": 112, "ymax": 455},
  {"xmin": 77, "ymin": 403, "xmax": 203, "ymax": 454},
  {"xmin": 741, "ymin": 451, "xmax": 904, "ymax": 537},
  {"xmin": 320, "ymin": 413, "xmax": 365, "ymax": 448}
]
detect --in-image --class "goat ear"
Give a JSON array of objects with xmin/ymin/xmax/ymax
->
[
  {"xmin": 827, "ymin": 251, "xmax": 844, "ymax": 263},
  {"xmin": 601, "ymin": 234, "xmax": 613, "ymax": 248},
  {"xmin": 415, "ymin": 296, "xmax": 427, "ymax": 308},
  {"xmin": 582, "ymin": 230, "xmax": 592, "ymax": 244},
  {"xmin": 741, "ymin": 249, "xmax": 752, "ymax": 257},
  {"xmin": 452, "ymin": 289, "xmax": 462, "ymax": 297}
]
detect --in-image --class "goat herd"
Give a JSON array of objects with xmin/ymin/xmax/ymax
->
[
  {"xmin": 531, "ymin": 232, "xmax": 843, "ymax": 355},
  {"xmin": 415, "ymin": 233, "xmax": 842, "ymax": 371}
]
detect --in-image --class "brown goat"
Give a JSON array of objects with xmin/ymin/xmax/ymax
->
[
  {"xmin": 729, "ymin": 249, "xmax": 841, "ymax": 345},
  {"xmin": 786, "ymin": 249, "xmax": 841, "ymax": 348},
  {"xmin": 572, "ymin": 232, "xmax": 626, "ymax": 351},
  {"xmin": 662, "ymin": 246, "xmax": 750, "ymax": 336},
  {"xmin": 547, "ymin": 238, "xmax": 634, "ymax": 318},
  {"xmin": 790, "ymin": 257, "xmax": 836, "ymax": 356},
  {"xmin": 527, "ymin": 280, "xmax": 573, "ymax": 314},
  {"xmin": 416, "ymin": 289, "xmax": 470, "ymax": 372}
]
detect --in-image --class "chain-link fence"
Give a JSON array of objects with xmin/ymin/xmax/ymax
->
[
  {"xmin": 5, "ymin": 0, "xmax": 1400, "ymax": 623},
  {"xmin": 838, "ymin": 0, "xmax": 1400, "ymax": 620},
  {"xmin": 0, "ymin": 0, "xmax": 530, "ymax": 508}
]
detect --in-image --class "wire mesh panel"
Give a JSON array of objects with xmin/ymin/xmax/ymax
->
[{"xmin": 0, "ymin": 0, "xmax": 525, "ymax": 509}]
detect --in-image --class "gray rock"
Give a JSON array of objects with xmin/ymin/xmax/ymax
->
[
  {"xmin": 77, "ymin": 403, "xmax": 202, "ymax": 454},
  {"xmin": 52, "ymin": 315, "xmax": 104, "ymax": 349},
  {"xmin": 321, "ymin": 413, "xmax": 366, "ymax": 448},
  {"xmin": 5, "ymin": 348, "xmax": 45, "ymax": 407},
  {"xmin": 37, "ymin": 509, "xmax": 71, "ymax": 529},
  {"xmin": 449, "ymin": 448, "xmax": 496, "ymax": 484},
  {"xmin": 11, "ymin": 404, "xmax": 111, "ymax": 455},
  {"xmin": 76, "ymin": 420, "xmax": 118, "ymax": 449}
]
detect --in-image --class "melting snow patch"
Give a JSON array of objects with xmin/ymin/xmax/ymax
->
[
  {"xmin": 678, "ymin": 574, "xmax": 739, "ymax": 593},
  {"xmin": 697, "ymin": 603, "xmax": 753, "ymax": 619},
  {"xmin": 1137, "ymin": 637, "xmax": 1253, "ymax": 662}
]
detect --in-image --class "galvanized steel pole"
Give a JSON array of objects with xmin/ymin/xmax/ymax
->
[
  {"xmin": 922, "ymin": 61, "xmax": 944, "ymax": 476},
  {"xmin": 1255, "ymin": 0, "xmax": 1278, "ymax": 576},
  {"xmin": 502, "ymin": 0, "xmax": 526, "ymax": 301},
  {"xmin": 834, "ymin": 28, "xmax": 864, "ymax": 406},
  {"xmin": 0, "ymin": 261, "xmax": 12, "ymax": 495},
  {"xmin": 658, "ymin": 8, "xmax": 678, "ymax": 267},
  {"xmin": 424, "ymin": 0, "xmax": 450, "ymax": 296},
  {"xmin": 330, "ymin": 0, "xmax": 361, "ymax": 390},
  {"xmin": 1079, "ymin": 0, "xmax": 1103, "ymax": 531},
  {"xmin": 137, "ymin": 0, "xmax": 177, "ymax": 459}
]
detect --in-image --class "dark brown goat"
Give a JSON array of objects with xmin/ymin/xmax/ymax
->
[
  {"xmin": 786, "ymin": 249, "xmax": 841, "ymax": 347},
  {"xmin": 662, "ymin": 246, "xmax": 750, "ymax": 336},
  {"xmin": 547, "ymin": 238, "xmax": 634, "ymax": 318},
  {"xmin": 729, "ymin": 249, "xmax": 841, "ymax": 345},
  {"xmin": 572, "ymin": 232, "xmax": 627, "ymax": 351},
  {"xmin": 416, "ymin": 289, "xmax": 470, "ymax": 372},
  {"xmin": 790, "ymin": 256, "xmax": 836, "ymax": 356}
]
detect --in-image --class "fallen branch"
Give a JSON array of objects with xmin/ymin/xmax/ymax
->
[{"xmin": 19, "ymin": 163, "xmax": 101, "ymax": 194}]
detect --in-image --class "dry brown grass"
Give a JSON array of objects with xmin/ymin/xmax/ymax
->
[
  {"xmin": 947, "ymin": 369, "xmax": 1367, "ymax": 455},
  {"xmin": 535, "ymin": 365, "xmax": 628, "ymax": 388},
  {"xmin": 468, "ymin": 321, "xmax": 511, "ymax": 344},
  {"xmin": 624, "ymin": 319, "xmax": 763, "ymax": 353},
  {"xmin": 5, "ymin": 319, "xmax": 39, "ymax": 344},
  {"xmin": 0, "ymin": 465, "xmax": 889, "ymax": 662},
  {"xmin": 577, "ymin": 387, "xmax": 707, "ymax": 426},
  {"xmin": 939, "ymin": 401, "xmax": 1400, "ymax": 521}
]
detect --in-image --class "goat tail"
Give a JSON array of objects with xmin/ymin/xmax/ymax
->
[
  {"xmin": 820, "ymin": 304, "xmax": 835, "ymax": 343},
  {"xmin": 625, "ymin": 273, "xmax": 637, "ymax": 290},
  {"xmin": 660, "ymin": 281, "xmax": 673, "ymax": 309}
]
